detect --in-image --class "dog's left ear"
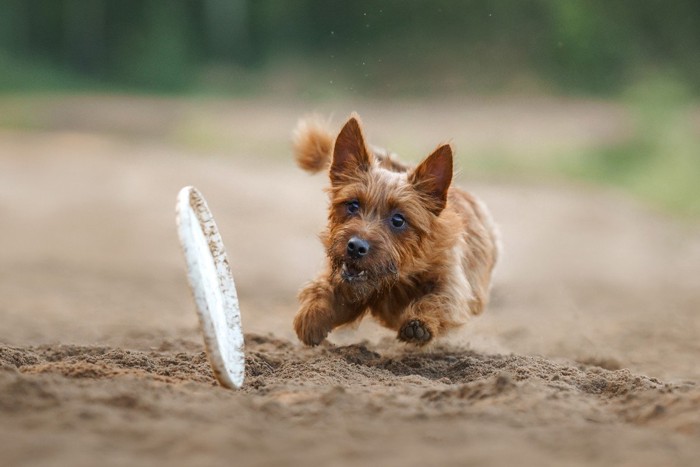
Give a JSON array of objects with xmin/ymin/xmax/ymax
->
[{"xmin": 409, "ymin": 144, "xmax": 453, "ymax": 214}]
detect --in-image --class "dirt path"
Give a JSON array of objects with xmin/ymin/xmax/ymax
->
[{"xmin": 1, "ymin": 97, "xmax": 699, "ymax": 466}]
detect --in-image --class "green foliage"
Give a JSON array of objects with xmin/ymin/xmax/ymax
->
[
  {"xmin": 561, "ymin": 78, "xmax": 700, "ymax": 217},
  {"xmin": 111, "ymin": 2, "xmax": 195, "ymax": 91},
  {"xmin": 1, "ymin": 0, "xmax": 700, "ymax": 95},
  {"xmin": 0, "ymin": 50, "xmax": 94, "ymax": 91}
]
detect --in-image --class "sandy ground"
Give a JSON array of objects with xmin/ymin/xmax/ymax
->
[{"xmin": 1, "ymin": 96, "xmax": 699, "ymax": 466}]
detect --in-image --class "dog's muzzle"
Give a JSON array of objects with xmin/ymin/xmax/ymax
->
[{"xmin": 340, "ymin": 262, "xmax": 368, "ymax": 282}]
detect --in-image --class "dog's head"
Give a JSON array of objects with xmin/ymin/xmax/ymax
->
[{"xmin": 322, "ymin": 115, "xmax": 453, "ymax": 302}]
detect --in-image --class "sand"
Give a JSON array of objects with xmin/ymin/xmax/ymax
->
[{"xmin": 1, "ymin": 96, "xmax": 699, "ymax": 466}]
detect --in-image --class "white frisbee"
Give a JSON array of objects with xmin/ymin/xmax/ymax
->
[{"xmin": 176, "ymin": 186, "xmax": 245, "ymax": 389}]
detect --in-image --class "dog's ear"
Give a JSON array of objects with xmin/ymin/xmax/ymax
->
[
  {"xmin": 409, "ymin": 144, "xmax": 453, "ymax": 214},
  {"xmin": 330, "ymin": 115, "xmax": 371, "ymax": 184}
]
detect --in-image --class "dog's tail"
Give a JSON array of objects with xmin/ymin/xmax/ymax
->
[
  {"xmin": 293, "ymin": 115, "xmax": 413, "ymax": 174},
  {"xmin": 293, "ymin": 116, "xmax": 334, "ymax": 174}
]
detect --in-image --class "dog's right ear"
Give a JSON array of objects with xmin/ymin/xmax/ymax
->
[{"xmin": 330, "ymin": 115, "xmax": 371, "ymax": 184}]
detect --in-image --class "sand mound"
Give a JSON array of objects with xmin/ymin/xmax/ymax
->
[{"xmin": 3, "ymin": 334, "xmax": 699, "ymax": 466}]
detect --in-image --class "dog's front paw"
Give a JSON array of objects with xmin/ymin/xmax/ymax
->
[
  {"xmin": 293, "ymin": 305, "xmax": 332, "ymax": 346},
  {"xmin": 398, "ymin": 319, "xmax": 432, "ymax": 344}
]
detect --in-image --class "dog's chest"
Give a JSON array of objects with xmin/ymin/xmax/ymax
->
[{"xmin": 368, "ymin": 276, "xmax": 437, "ymax": 320}]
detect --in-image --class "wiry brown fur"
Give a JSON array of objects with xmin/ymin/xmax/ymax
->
[
  {"xmin": 292, "ymin": 116, "xmax": 335, "ymax": 173},
  {"xmin": 293, "ymin": 113, "xmax": 499, "ymax": 346}
]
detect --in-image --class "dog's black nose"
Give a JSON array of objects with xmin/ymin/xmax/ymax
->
[{"xmin": 347, "ymin": 236, "xmax": 370, "ymax": 259}]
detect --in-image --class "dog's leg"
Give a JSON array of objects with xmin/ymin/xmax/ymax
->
[
  {"xmin": 294, "ymin": 277, "xmax": 364, "ymax": 346},
  {"xmin": 397, "ymin": 294, "xmax": 459, "ymax": 345}
]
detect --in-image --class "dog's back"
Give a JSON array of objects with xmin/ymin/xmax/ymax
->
[{"xmin": 293, "ymin": 116, "xmax": 411, "ymax": 174}]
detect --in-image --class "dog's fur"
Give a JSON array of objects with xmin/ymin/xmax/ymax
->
[{"xmin": 292, "ymin": 114, "xmax": 499, "ymax": 346}]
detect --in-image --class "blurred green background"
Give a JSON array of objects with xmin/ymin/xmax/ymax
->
[
  {"xmin": 1, "ymin": 0, "xmax": 699, "ymax": 217},
  {"xmin": 2, "ymin": 0, "xmax": 700, "ymax": 95}
]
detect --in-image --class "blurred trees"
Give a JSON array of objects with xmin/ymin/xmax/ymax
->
[{"xmin": 1, "ymin": 0, "xmax": 699, "ymax": 94}]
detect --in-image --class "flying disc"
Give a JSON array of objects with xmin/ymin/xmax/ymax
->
[{"xmin": 176, "ymin": 186, "xmax": 245, "ymax": 389}]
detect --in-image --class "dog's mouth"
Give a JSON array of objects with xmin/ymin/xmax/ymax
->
[{"xmin": 340, "ymin": 263, "xmax": 368, "ymax": 282}]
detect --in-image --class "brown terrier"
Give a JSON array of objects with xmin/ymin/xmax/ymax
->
[{"xmin": 292, "ymin": 114, "xmax": 499, "ymax": 346}]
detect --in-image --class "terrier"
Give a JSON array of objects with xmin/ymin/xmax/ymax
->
[{"xmin": 292, "ymin": 114, "xmax": 499, "ymax": 346}]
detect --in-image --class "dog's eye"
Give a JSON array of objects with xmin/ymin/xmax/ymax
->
[
  {"xmin": 346, "ymin": 200, "xmax": 360, "ymax": 215},
  {"xmin": 391, "ymin": 213, "xmax": 406, "ymax": 229}
]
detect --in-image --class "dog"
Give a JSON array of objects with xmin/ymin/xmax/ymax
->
[{"xmin": 292, "ymin": 114, "xmax": 499, "ymax": 346}]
